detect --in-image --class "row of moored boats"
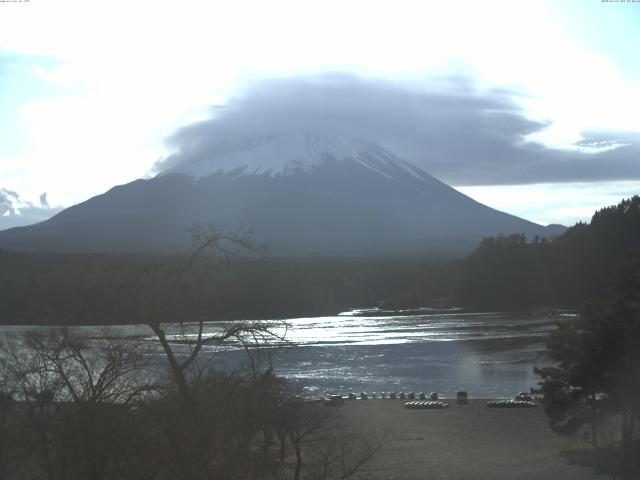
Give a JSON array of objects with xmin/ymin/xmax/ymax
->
[{"xmin": 324, "ymin": 391, "xmax": 538, "ymax": 408}]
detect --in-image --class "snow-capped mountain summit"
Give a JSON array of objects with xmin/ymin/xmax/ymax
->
[
  {"xmin": 0, "ymin": 133, "xmax": 564, "ymax": 256},
  {"xmin": 162, "ymin": 132, "xmax": 443, "ymax": 188}
]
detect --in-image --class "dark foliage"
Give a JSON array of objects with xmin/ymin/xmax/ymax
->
[
  {"xmin": 0, "ymin": 325, "xmax": 381, "ymax": 480},
  {"xmin": 535, "ymin": 300, "xmax": 640, "ymax": 476},
  {"xmin": 457, "ymin": 196, "xmax": 640, "ymax": 310},
  {"xmin": 0, "ymin": 251, "xmax": 457, "ymax": 326}
]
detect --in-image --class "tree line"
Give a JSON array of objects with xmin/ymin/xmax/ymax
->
[
  {"xmin": 3, "ymin": 196, "xmax": 640, "ymax": 324},
  {"xmin": 0, "ymin": 250, "xmax": 457, "ymax": 326},
  {"xmin": 457, "ymin": 196, "xmax": 640, "ymax": 310},
  {"xmin": 522, "ymin": 197, "xmax": 640, "ymax": 477}
]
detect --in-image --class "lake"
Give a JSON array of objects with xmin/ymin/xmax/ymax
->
[
  {"xmin": 251, "ymin": 308, "xmax": 571, "ymax": 398},
  {"xmin": 0, "ymin": 308, "xmax": 573, "ymax": 399}
]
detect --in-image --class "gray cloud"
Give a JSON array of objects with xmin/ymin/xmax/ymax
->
[
  {"xmin": 39, "ymin": 192, "xmax": 49, "ymax": 208},
  {"xmin": 0, "ymin": 189, "xmax": 19, "ymax": 216},
  {"xmin": 0, "ymin": 189, "xmax": 62, "ymax": 232},
  {"xmin": 154, "ymin": 74, "xmax": 640, "ymax": 186}
]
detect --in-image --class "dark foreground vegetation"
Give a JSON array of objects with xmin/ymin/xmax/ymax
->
[
  {"xmin": 0, "ymin": 324, "xmax": 381, "ymax": 480},
  {"xmin": 536, "ymin": 299, "xmax": 640, "ymax": 478},
  {"xmin": 524, "ymin": 198, "xmax": 640, "ymax": 478}
]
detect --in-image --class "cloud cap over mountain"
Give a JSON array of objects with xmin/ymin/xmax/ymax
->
[{"xmin": 155, "ymin": 75, "xmax": 639, "ymax": 186}]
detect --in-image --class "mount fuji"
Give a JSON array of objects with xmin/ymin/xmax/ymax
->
[{"xmin": 0, "ymin": 133, "xmax": 564, "ymax": 256}]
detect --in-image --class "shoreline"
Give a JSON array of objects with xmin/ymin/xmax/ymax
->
[{"xmin": 0, "ymin": 306, "xmax": 578, "ymax": 327}]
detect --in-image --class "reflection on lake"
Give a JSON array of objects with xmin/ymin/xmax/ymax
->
[
  {"xmin": 259, "ymin": 309, "xmax": 572, "ymax": 398},
  {"xmin": 0, "ymin": 309, "xmax": 574, "ymax": 399}
]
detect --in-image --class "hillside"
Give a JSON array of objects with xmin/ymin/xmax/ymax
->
[{"xmin": 456, "ymin": 196, "xmax": 640, "ymax": 309}]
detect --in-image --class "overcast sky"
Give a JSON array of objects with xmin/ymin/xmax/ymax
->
[{"xmin": 1, "ymin": 0, "xmax": 639, "ymax": 229}]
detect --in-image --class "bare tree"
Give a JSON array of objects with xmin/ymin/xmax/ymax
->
[
  {"xmin": 272, "ymin": 397, "xmax": 384, "ymax": 480},
  {"xmin": 0, "ymin": 327, "xmax": 158, "ymax": 480},
  {"xmin": 286, "ymin": 399, "xmax": 335, "ymax": 480},
  {"xmin": 137, "ymin": 224, "xmax": 296, "ymax": 480},
  {"xmin": 0, "ymin": 391, "xmax": 17, "ymax": 480},
  {"xmin": 310, "ymin": 427, "xmax": 384, "ymax": 480},
  {"xmin": 144, "ymin": 223, "xmax": 270, "ymax": 401}
]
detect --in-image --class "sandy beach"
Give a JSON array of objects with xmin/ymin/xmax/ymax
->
[{"xmin": 336, "ymin": 399, "xmax": 601, "ymax": 480}]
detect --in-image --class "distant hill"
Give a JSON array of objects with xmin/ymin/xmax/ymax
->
[{"xmin": 0, "ymin": 133, "xmax": 563, "ymax": 256}]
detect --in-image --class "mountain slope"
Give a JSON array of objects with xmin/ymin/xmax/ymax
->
[{"xmin": 0, "ymin": 133, "xmax": 563, "ymax": 256}]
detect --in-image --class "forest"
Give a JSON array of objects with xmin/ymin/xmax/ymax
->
[
  {"xmin": 0, "ymin": 246, "xmax": 457, "ymax": 325},
  {"xmin": 456, "ymin": 195, "xmax": 640, "ymax": 310},
  {"xmin": 1, "ymin": 196, "xmax": 640, "ymax": 325}
]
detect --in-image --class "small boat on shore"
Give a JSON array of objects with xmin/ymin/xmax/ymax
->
[{"xmin": 405, "ymin": 401, "xmax": 449, "ymax": 409}]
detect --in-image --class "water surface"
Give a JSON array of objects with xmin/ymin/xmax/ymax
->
[{"xmin": 0, "ymin": 309, "xmax": 573, "ymax": 399}]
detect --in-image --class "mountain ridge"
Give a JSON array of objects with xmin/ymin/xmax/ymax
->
[{"xmin": 0, "ymin": 133, "xmax": 565, "ymax": 256}]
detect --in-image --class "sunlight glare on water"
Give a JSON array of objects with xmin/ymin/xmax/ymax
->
[{"xmin": 193, "ymin": 309, "xmax": 572, "ymax": 398}]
